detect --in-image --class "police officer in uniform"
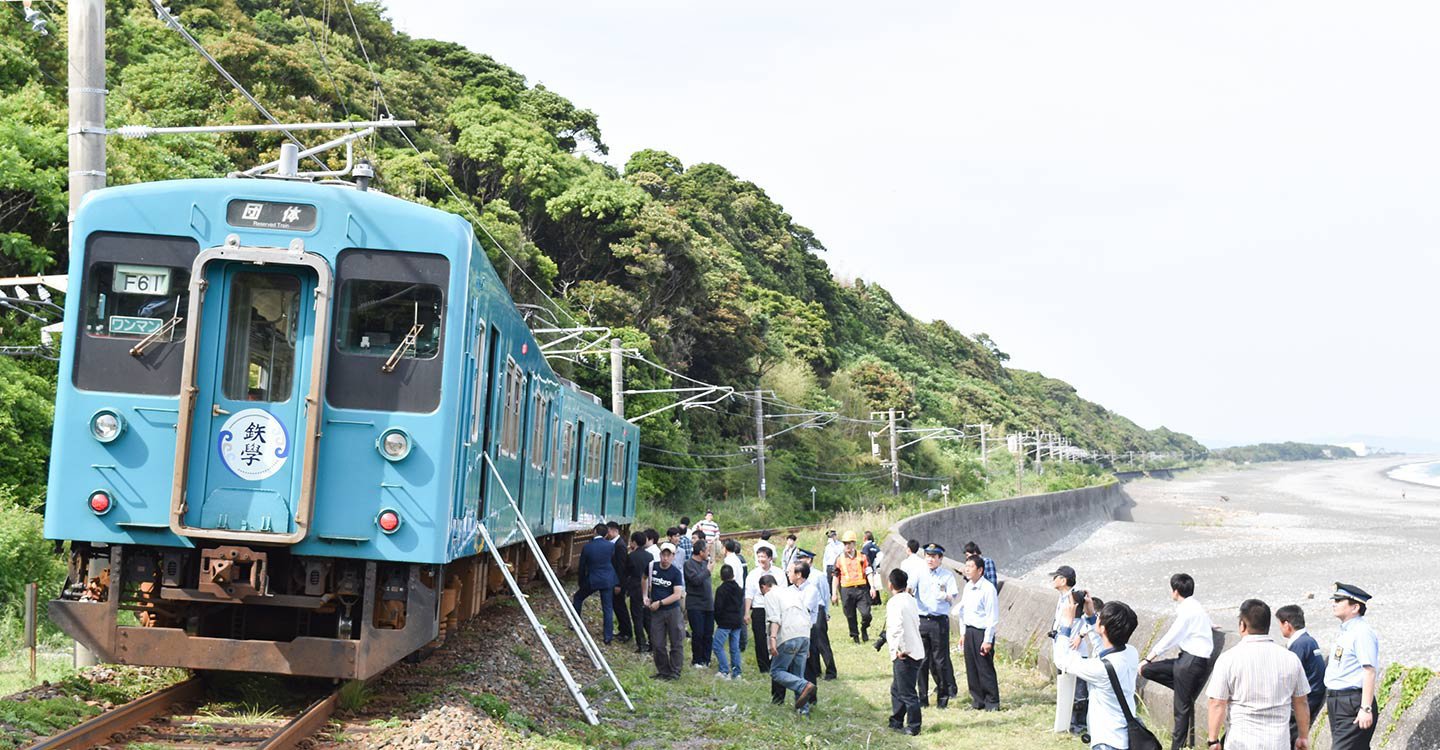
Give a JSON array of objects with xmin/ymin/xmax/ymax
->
[
  {"xmin": 914, "ymin": 543, "xmax": 961, "ymax": 708},
  {"xmin": 1324, "ymin": 582, "xmax": 1380, "ymax": 750},
  {"xmin": 795, "ymin": 548, "xmax": 838, "ymax": 680}
]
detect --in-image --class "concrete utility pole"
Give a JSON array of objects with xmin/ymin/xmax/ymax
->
[
  {"xmin": 608, "ymin": 338, "xmax": 623, "ymax": 418},
  {"xmin": 69, "ymin": 0, "xmax": 105, "ymax": 224},
  {"xmin": 69, "ymin": 0, "xmax": 105, "ymax": 669},
  {"xmin": 753, "ymin": 389, "xmax": 766, "ymax": 500},
  {"xmin": 966, "ymin": 422, "xmax": 990, "ymax": 463},
  {"xmin": 888, "ymin": 407, "xmax": 900, "ymax": 496}
]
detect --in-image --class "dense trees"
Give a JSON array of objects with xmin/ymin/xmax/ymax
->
[
  {"xmin": 0, "ymin": 0, "xmax": 1202, "ymax": 517},
  {"xmin": 1211, "ymin": 443, "xmax": 1356, "ymax": 463}
]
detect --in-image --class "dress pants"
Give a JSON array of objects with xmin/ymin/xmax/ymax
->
[
  {"xmin": 962, "ymin": 625, "xmax": 1000, "ymax": 709},
  {"xmin": 1141, "ymin": 651, "xmax": 1210, "ymax": 749},
  {"xmin": 1327, "ymin": 689, "xmax": 1378, "ymax": 750},
  {"xmin": 613, "ymin": 585, "xmax": 633, "ymax": 640},
  {"xmin": 917, "ymin": 615, "xmax": 957, "ymax": 700},
  {"xmin": 805, "ymin": 619, "xmax": 823, "ymax": 704},
  {"xmin": 814, "ymin": 605, "xmax": 838, "ymax": 678},
  {"xmin": 1290, "ymin": 689, "xmax": 1325, "ymax": 746},
  {"xmin": 889, "ymin": 656, "xmax": 923, "ymax": 733},
  {"xmin": 648, "ymin": 606, "xmax": 684, "ymax": 678},
  {"xmin": 841, "ymin": 585, "xmax": 872, "ymax": 638},
  {"xmin": 751, "ymin": 608, "xmax": 785, "ymax": 703},
  {"xmin": 687, "ymin": 607, "xmax": 714, "ymax": 666},
  {"xmin": 572, "ymin": 585, "xmax": 615, "ymax": 642},
  {"xmin": 625, "ymin": 583, "xmax": 648, "ymax": 649}
]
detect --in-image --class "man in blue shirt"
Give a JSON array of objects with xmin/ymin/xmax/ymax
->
[
  {"xmin": 1323, "ymin": 583, "xmax": 1380, "ymax": 750},
  {"xmin": 915, "ymin": 543, "xmax": 960, "ymax": 708},
  {"xmin": 644, "ymin": 542, "xmax": 687, "ymax": 680},
  {"xmin": 1276, "ymin": 603, "xmax": 1326, "ymax": 747},
  {"xmin": 796, "ymin": 548, "xmax": 838, "ymax": 681}
]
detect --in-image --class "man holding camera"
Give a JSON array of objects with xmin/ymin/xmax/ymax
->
[
  {"xmin": 915, "ymin": 543, "xmax": 961, "ymax": 708},
  {"xmin": 1051, "ymin": 565, "xmax": 1090, "ymax": 736},
  {"xmin": 1053, "ymin": 594, "xmax": 1144, "ymax": 750}
]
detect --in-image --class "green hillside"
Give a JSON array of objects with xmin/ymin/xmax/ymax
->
[{"xmin": 0, "ymin": 0, "xmax": 1202, "ymax": 516}]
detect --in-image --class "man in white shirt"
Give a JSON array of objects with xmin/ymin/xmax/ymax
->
[
  {"xmin": 899, "ymin": 539, "xmax": 927, "ymax": 595},
  {"xmin": 765, "ymin": 564, "xmax": 817, "ymax": 712},
  {"xmin": 1050, "ymin": 564, "xmax": 1087, "ymax": 735},
  {"xmin": 1204, "ymin": 599, "xmax": 1312, "ymax": 750},
  {"xmin": 696, "ymin": 510, "xmax": 720, "ymax": 554},
  {"xmin": 821, "ymin": 529, "xmax": 843, "ymax": 581},
  {"xmin": 1141, "ymin": 573, "xmax": 1216, "ymax": 750},
  {"xmin": 885, "ymin": 568, "xmax": 926, "ymax": 736},
  {"xmin": 1053, "ymin": 595, "xmax": 1144, "ymax": 750},
  {"xmin": 959, "ymin": 553, "xmax": 1001, "ymax": 710},
  {"xmin": 744, "ymin": 546, "xmax": 788, "ymax": 705}
]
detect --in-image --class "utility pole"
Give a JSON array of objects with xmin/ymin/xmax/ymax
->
[
  {"xmin": 888, "ymin": 407, "xmax": 900, "ymax": 496},
  {"xmin": 608, "ymin": 338, "xmax": 623, "ymax": 418},
  {"xmin": 753, "ymin": 389, "xmax": 766, "ymax": 500},
  {"xmin": 69, "ymin": 0, "xmax": 105, "ymax": 670},
  {"xmin": 965, "ymin": 422, "xmax": 990, "ymax": 463}
]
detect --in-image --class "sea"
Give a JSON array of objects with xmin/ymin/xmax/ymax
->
[{"xmin": 1386, "ymin": 459, "xmax": 1440, "ymax": 488}]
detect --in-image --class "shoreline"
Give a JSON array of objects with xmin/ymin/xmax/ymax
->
[{"xmin": 1379, "ymin": 455, "xmax": 1440, "ymax": 489}]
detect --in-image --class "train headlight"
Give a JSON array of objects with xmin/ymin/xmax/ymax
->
[
  {"xmin": 377, "ymin": 508, "xmax": 402, "ymax": 534},
  {"xmin": 377, "ymin": 428, "xmax": 411, "ymax": 461},
  {"xmin": 88, "ymin": 489, "xmax": 112, "ymax": 515},
  {"xmin": 90, "ymin": 409, "xmax": 126, "ymax": 443}
]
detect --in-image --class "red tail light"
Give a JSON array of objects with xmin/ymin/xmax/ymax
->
[
  {"xmin": 377, "ymin": 509, "xmax": 401, "ymax": 534},
  {"xmin": 88, "ymin": 490, "xmax": 112, "ymax": 515}
]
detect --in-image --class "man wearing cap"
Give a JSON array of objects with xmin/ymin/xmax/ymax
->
[
  {"xmin": 795, "ymin": 547, "xmax": 838, "ymax": 686},
  {"xmin": 643, "ymin": 542, "xmax": 687, "ymax": 680},
  {"xmin": 915, "ymin": 543, "xmax": 961, "ymax": 708},
  {"xmin": 1324, "ymin": 583, "xmax": 1380, "ymax": 750},
  {"xmin": 745, "ymin": 545, "xmax": 789, "ymax": 704},
  {"xmin": 833, "ymin": 531, "xmax": 875, "ymax": 643},
  {"xmin": 1050, "ymin": 565, "xmax": 1087, "ymax": 735},
  {"xmin": 822, "ymin": 530, "xmax": 844, "ymax": 583},
  {"xmin": 1141, "ymin": 572, "xmax": 1216, "ymax": 750}
]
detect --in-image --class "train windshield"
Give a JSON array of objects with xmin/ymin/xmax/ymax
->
[
  {"xmin": 335, "ymin": 280, "xmax": 442, "ymax": 360},
  {"xmin": 82, "ymin": 262, "xmax": 190, "ymax": 341}
]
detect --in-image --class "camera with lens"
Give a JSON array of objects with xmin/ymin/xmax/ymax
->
[
  {"xmin": 873, "ymin": 631, "xmax": 888, "ymax": 652},
  {"xmin": 1071, "ymin": 588, "xmax": 1088, "ymax": 608}
]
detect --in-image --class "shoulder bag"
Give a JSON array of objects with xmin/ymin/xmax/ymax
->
[{"xmin": 1102, "ymin": 657, "xmax": 1162, "ymax": 750}]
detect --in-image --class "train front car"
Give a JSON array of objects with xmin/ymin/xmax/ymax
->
[{"xmin": 45, "ymin": 178, "xmax": 476, "ymax": 679}]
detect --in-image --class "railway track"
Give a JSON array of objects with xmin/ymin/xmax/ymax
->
[{"xmin": 27, "ymin": 676, "xmax": 343, "ymax": 750}]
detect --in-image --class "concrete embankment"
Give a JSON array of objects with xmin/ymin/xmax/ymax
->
[{"xmin": 880, "ymin": 481, "xmax": 1440, "ymax": 750}]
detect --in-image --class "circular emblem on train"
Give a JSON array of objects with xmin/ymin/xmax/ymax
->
[{"xmin": 217, "ymin": 408, "xmax": 290, "ymax": 481}]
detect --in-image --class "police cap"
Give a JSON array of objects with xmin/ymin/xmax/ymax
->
[
  {"xmin": 795, "ymin": 548, "xmax": 816, "ymax": 561},
  {"xmin": 923, "ymin": 543, "xmax": 945, "ymax": 556},
  {"xmin": 1331, "ymin": 582, "xmax": 1372, "ymax": 603}
]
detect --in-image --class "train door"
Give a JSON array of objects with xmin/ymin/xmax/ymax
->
[
  {"xmin": 476, "ymin": 324, "xmax": 499, "ymax": 516},
  {"xmin": 600, "ymin": 431, "xmax": 612, "ymax": 518},
  {"xmin": 184, "ymin": 262, "xmax": 315, "ymax": 535},
  {"xmin": 548, "ymin": 410, "xmax": 560, "ymax": 533}
]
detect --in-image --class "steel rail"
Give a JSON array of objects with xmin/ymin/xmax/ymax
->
[
  {"xmin": 28, "ymin": 676, "xmax": 204, "ymax": 750},
  {"xmin": 258, "ymin": 687, "xmax": 343, "ymax": 750}
]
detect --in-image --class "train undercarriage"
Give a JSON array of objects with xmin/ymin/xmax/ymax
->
[{"xmin": 51, "ymin": 534, "xmax": 587, "ymax": 679}]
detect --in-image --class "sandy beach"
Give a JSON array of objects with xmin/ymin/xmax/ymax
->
[{"xmin": 1013, "ymin": 456, "xmax": 1438, "ymax": 668}]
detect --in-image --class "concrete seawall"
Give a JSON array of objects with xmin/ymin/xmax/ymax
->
[{"xmin": 880, "ymin": 482, "xmax": 1440, "ymax": 750}]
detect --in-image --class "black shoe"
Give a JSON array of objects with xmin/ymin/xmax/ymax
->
[
  {"xmin": 888, "ymin": 722, "xmax": 903, "ymax": 731},
  {"xmin": 634, "ymin": 643, "xmax": 648, "ymax": 653},
  {"xmin": 616, "ymin": 634, "xmax": 632, "ymax": 643},
  {"xmin": 903, "ymin": 727, "xmax": 921, "ymax": 736},
  {"xmin": 861, "ymin": 628, "xmax": 869, "ymax": 642},
  {"xmin": 604, "ymin": 639, "xmax": 613, "ymax": 645},
  {"xmin": 919, "ymin": 698, "xmax": 930, "ymax": 708},
  {"xmin": 851, "ymin": 635, "xmax": 860, "ymax": 644},
  {"xmin": 822, "ymin": 674, "xmax": 836, "ymax": 681},
  {"xmin": 937, "ymin": 697, "xmax": 949, "ymax": 709}
]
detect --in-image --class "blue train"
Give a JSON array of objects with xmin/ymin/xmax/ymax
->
[{"xmin": 43, "ymin": 177, "xmax": 638, "ymax": 678}]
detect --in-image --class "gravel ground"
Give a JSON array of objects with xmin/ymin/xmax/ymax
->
[
  {"xmin": 322, "ymin": 593, "xmax": 611, "ymax": 749},
  {"xmin": 1012, "ymin": 457, "xmax": 1438, "ymax": 668}
]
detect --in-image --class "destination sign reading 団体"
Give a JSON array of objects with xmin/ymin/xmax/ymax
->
[{"xmin": 226, "ymin": 199, "xmax": 318, "ymax": 231}]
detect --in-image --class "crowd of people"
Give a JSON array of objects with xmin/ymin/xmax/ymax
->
[{"xmin": 571, "ymin": 517, "xmax": 1382, "ymax": 750}]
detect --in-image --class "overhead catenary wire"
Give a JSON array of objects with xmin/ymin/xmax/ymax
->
[
  {"xmin": 639, "ymin": 460, "xmax": 753, "ymax": 473},
  {"xmin": 640, "ymin": 444, "xmax": 750, "ymax": 459},
  {"xmin": 146, "ymin": 0, "xmax": 328, "ymax": 170},
  {"xmin": 291, "ymin": 0, "xmax": 352, "ymax": 124}
]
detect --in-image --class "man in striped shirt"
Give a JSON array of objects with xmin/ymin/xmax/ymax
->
[{"xmin": 1205, "ymin": 599, "xmax": 1311, "ymax": 750}]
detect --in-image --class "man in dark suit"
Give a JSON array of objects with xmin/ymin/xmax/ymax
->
[
  {"xmin": 574, "ymin": 523, "xmax": 620, "ymax": 643},
  {"xmin": 1277, "ymin": 604, "xmax": 1327, "ymax": 747},
  {"xmin": 606, "ymin": 521, "xmax": 633, "ymax": 643}
]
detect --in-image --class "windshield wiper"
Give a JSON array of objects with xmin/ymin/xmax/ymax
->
[
  {"xmin": 381, "ymin": 322, "xmax": 424, "ymax": 373},
  {"xmin": 130, "ymin": 314, "xmax": 183, "ymax": 357}
]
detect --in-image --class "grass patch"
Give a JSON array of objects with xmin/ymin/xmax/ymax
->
[
  {"xmin": 0, "ymin": 696, "xmax": 100, "ymax": 749},
  {"xmin": 336, "ymin": 680, "xmax": 373, "ymax": 712}
]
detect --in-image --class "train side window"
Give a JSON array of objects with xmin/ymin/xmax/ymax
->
[
  {"xmin": 560, "ymin": 422, "xmax": 574, "ymax": 478},
  {"xmin": 610, "ymin": 440, "xmax": 625, "ymax": 486},
  {"xmin": 499, "ymin": 361, "xmax": 523, "ymax": 457},
  {"xmin": 588, "ymin": 434, "xmax": 602, "ymax": 484},
  {"xmin": 334, "ymin": 280, "xmax": 442, "ymax": 359},
  {"xmin": 73, "ymin": 232, "xmax": 199, "ymax": 395},
  {"xmin": 529, "ymin": 393, "xmax": 547, "ymax": 469}
]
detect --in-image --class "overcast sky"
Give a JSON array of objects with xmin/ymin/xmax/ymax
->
[{"xmin": 382, "ymin": 1, "xmax": 1440, "ymax": 449}]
